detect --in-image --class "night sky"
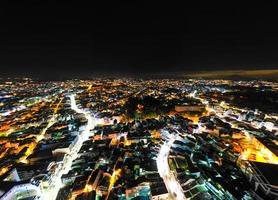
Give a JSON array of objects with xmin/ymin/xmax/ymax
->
[{"xmin": 1, "ymin": 2, "xmax": 278, "ymax": 79}]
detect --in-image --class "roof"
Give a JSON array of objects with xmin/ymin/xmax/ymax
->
[
  {"xmin": 250, "ymin": 161, "xmax": 278, "ymax": 186},
  {"xmin": 0, "ymin": 180, "xmax": 29, "ymax": 193},
  {"xmin": 257, "ymin": 138, "xmax": 278, "ymax": 157}
]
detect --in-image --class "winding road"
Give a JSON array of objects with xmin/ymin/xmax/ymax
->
[
  {"xmin": 40, "ymin": 94, "xmax": 96, "ymax": 200},
  {"xmin": 157, "ymin": 133, "xmax": 186, "ymax": 200}
]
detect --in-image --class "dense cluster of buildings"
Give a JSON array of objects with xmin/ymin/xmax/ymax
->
[{"xmin": 0, "ymin": 78, "xmax": 277, "ymax": 200}]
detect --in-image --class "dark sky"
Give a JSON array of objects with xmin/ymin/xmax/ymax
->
[{"xmin": 0, "ymin": 2, "xmax": 278, "ymax": 79}]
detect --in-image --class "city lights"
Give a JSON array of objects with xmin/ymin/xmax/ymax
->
[{"xmin": 0, "ymin": 79, "xmax": 277, "ymax": 200}]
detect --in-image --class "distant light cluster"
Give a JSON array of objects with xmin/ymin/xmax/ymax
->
[{"xmin": 0, "ymin": 78, "xmax": 277, "ymax": 200}]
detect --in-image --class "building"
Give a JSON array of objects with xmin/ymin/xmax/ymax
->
[
  {"xmin": 175, "ymin": 105, "xmax": 205, "ymax": 112},
  {"xmin": 0, "ymin": 181, "xmax": 42, "ymax": 200},
  {"xmin": 241, "ymin": 161, "xmax": 278, "ymax": 199}
]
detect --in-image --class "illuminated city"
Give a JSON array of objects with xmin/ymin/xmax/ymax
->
[
  {"xmin": 1, "ymin": 1, "xmax": 278, "ymax": 200},
  {"xmin": 0, "ymin": 78, "xmax": 277, "ymax": 199}
]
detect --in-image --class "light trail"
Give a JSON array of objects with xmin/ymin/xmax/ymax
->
[
  {"xmin": 40, "ymin": 94, "xmax": 96, "ymax": 200},
  {"xmin": 156, "ymin": 133, "xmax": 186, "ymax": 200}
]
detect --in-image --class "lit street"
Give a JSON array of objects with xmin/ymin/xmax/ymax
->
[
  {"xmin": 40, "ymin": 94, "xmax": 96, "ymax": 200},
  {"xmin": 157, "ymin": 133, "xmax": 186, "ymax": 200}
]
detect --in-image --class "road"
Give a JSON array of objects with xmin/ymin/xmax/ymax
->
[
  {"xmin": 40, "ymin": 94, "xmax": 96, "ymax": 200},
  {"xmin": 191, "ymin": 91, "xmax": 278, "ymax": 165},
  {"xmin": 157, "ymin": 133, "xmax": 186, "ymax": 200},
  {"xmin": 20, "ymin": 97, "xmax": 63, "ymax": 164}
]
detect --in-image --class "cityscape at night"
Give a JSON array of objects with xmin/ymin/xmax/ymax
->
[
  {"xmin": 0, "ymin": 78, "xmax": 277, "ymax": 200},
  {"xmin": 1, "ymin": 1, "xmax": 278, "ymax": 200}
]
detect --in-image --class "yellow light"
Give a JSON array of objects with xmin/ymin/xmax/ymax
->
[{"xmin": 84, "ymin": 184, "xmax": 93, "ymax": 192}]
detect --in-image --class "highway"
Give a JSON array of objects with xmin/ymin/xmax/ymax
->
[
  {"xmin": 40, "ymin": 94, "xmax": 96, "ymax": 200},
  {"xmin": 157, "ymin": 133, "xmax": 186, "ymax": 200}
]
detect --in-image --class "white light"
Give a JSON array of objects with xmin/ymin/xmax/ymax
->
[
  {"xmin": 156, "ymin": 132, "xmax": 186, "ymax": 200},
  {"xmin": 40, "ymin": 94, "xmax": 96, "ymax": 200}
]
